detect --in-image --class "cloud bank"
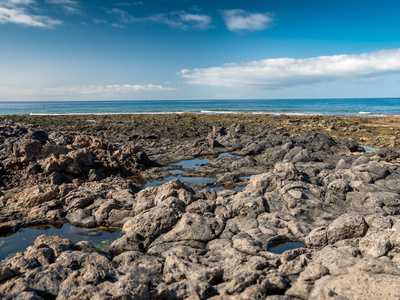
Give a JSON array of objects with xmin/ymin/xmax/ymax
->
[
  {"xmin": 0, "ymin": 0, "xmax": 62, "ymax": 28},
  {"xmin": 0, "ymin": 84, "xmax": 176, "ymax": 96},
  {"xmin": 221, "ymin": 9, "xmax": 273, "ymax": 31},
  {"xmin": 181, "ymin": 49, "xmax": 400, "ymax": 89}
]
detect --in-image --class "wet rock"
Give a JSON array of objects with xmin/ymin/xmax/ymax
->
[
  {"xmin": 0, "ymin": 267, "xmax": 20, "ymax": 284},
  {"xmin": 66, "ymin": 209, "xmax": 96, "ymax": 228},
  {"xmin": 0, "ymin": 221, "xmax": 21, "ymax": 236}
]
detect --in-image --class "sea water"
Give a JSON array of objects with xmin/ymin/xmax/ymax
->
[
  {"xmin": 0, "ymin": 224, "xmax": 121, "ymax": 260},
  {"xmin": 0, "ymin": 98, "xmax": 400, "ymax": 116}
]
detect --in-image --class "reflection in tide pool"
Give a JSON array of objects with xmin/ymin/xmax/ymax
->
[
  {"xmin": 171, "ymin": 157, "xmax": 210, "ymax": 169},
  {"xmin": 268, "ymin": 242, "xmax": 304, "ymax": 255},
  {"xmin": 363, "ymin": 146, "xmax": 380, "ymax": 152},
  {"xmin": 0, "ymin": 224, "xmax": 121, "ymax": 261},
  {"xmin": 145, "ymin": 175, "xmax": 215, "ymax": 188},
  {"xmin": 232, "ymin": 185, "xmax": 246, "ymax": 191},
  {"xmin": 168, "ymin": 169, "xmax": 186, "ymax": 175},
  {"xmin": 217, "ymin": 153, "xmax": 242, "ymax": 159},
  {"xmin": 145, "ymin": 154, "xmax": 249, "ymax": 191},
  {"xmin": 205, "ymin": 185, "xmax": 245, "ymax": 192}
]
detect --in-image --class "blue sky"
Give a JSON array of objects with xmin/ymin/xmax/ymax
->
[{"xmin": 1, "ymin": 0, "xmax": 400, "ymax": 101}]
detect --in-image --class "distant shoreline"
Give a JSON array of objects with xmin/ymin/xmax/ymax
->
[{"xmin": 1, "ymin": 113, "xmax": 399, "ymax": 155}]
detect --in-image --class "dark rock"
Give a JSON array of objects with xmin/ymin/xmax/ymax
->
[{"xmin": 109, "ymin": 233, "xmax": 146, "ymax": 256}]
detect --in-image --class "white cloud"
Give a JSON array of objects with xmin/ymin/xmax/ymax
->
[
  {"xmin": 8, "ymin": 0, "xmax": 36, "ymax": 5},
  {"xmin": 0, "ymin": 7, "xmax": 62, "ymax": 28},
  {"xmin": 181, "ymin": 49, "xmax": 400, "ymax": 89},
  {"xmin": 93, "ymin": 18, "xmax": 107, "ymax": 24},
  {"xmin": 115, "ymin": 2, "xmax": 143, "ymax": 6},
  {"xmin": 46, "ymin": 0, "xmax": 77, "ymax": 4},
  {"xmin": 221, "ymin": 9, "xmax": 273, "ymax": 32},
  {"xmin": 46, "ymin": 0, "xmax": 81, "ymax": 15},
  {"xmin": 0, "ymin": 84, "xmax": 177, "ymax": 96},
  {"xmin": 111, "ymin": 23, "xmax": 127, "ymax": 28},
  {"xmin": 49, "ymin": 84, "xmax": 177, "ymax": 94},
  {"xmin": 0, "ymin": 0, "xmax": 62, "ymax": 28},
  {"xmin": 109, "ymin": 9, "xmax": 212, "ymax": 30},
  {"xmin": 179, "ymin": 13, "xmax": 212, "ymax": 30}
]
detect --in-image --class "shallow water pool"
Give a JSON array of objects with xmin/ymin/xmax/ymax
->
[
  {"xmin": 363, "ymin": 146, "xmax": 380, "ymax": 152},
  {"xmin": 171, "ymin": 157, "xmax": 211, "ymax": 169},
  {"xmin": 145, "ymin": 175, "xmax": 216, "ymax": 188},
  {"xmin": 217, "ymin": 153, "xmax": 242, "ymax": 159},
  {"xmin": 146, "ymin": 154, "xmax": 249, "ymax": 191},
  {"xmin": 0, "ymin": 224, "xmax": 121, "ymax": 261},
  {"xmin": 268, "ymin": 241, "xmax": 304, "ymax": 255}
]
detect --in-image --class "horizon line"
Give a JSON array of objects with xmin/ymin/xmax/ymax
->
[{"xmin": 0, "ymin": 96, "xmax": 399, "ymax": 102}]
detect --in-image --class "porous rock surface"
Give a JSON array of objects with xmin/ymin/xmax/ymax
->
[{"xmin": 2, "ymin": 121, "xmax": 400, "ymax": 299}]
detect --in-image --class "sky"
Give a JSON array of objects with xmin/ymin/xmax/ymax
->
[{"xmin": 0, "ymin": 0, "xmax": 400, "ymax": 101}]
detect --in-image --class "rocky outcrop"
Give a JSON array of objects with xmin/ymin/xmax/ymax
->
[
  {"xmin": 0, "ymin": 121, "xmax": 153, "ymax": 189},
  {"xmin": 2, "ymin": 120, "xmax": 400, "ymax": 299},
  {"xmin": 0, "ymin": 122, "xmax": 154, "ymax": 233}
]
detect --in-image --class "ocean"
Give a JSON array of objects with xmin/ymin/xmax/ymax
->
[{"xmin": 0, "ymin": 98, "xmax": 399, "ymax": 116}]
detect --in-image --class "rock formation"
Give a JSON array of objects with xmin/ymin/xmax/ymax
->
[{"xmin": 1, "ymin": 120, "xmax": 400, "ymax": 299}]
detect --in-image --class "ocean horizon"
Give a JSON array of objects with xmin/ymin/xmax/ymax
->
[{"xmin": 0, "ymin": 98, "xmax": 399, "ymax": 116}]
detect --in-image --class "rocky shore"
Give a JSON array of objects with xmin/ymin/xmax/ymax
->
[
  {"xmin": 1, "ymin": 116, "xmax": 400, "ymax": 299},
  {"xmin": 2, "ymin": 114, "xmax": 400, "ymax": 155}
]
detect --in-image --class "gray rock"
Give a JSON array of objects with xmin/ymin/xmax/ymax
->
[
  {"xmin": 327, "ymin": 214, "xmax": 367, "ymax": 244},
  {"xmin": 306, "ymin": 227, "xmax": 328, "ymax": 248},
  {"xmin": 327, "ymin": 179, "xmax": 351, "ymax": 195},
  {"xmin": 122, "ymin": 196, "xmax": 185, "ymax": 248},
  {"xmin": 359, "ymin": 231, "xmax": 390, "ymax": 258},
  {"xmin": 113, "ymin": 251, "xmax": 165, "ymax": 274},
  {"xmin": 109, "ymin": 233, "xmax": 146, "ymax": 256},
  {"xmin": 152, "ymin": 213, "xmax": 224, "ymax": 245},
  {"xmin": 66, "ymin": 209, "xmax": 96, "ymax": 228}
]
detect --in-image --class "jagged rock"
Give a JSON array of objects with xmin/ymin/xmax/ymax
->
[
  {"xmin": 2, "ymin": 121, "xmax": 400, "ymax": 299},
  {"xmin": 306, "ymin": 227, "xmax": 328, "ymax": 248},
  {"xmin": 121, "ymin": 196, "xmax": 185, "ymax": 248},
  {"xmin": 151, "ymin": 213, "xmax": 224, "ymax": 245}
]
